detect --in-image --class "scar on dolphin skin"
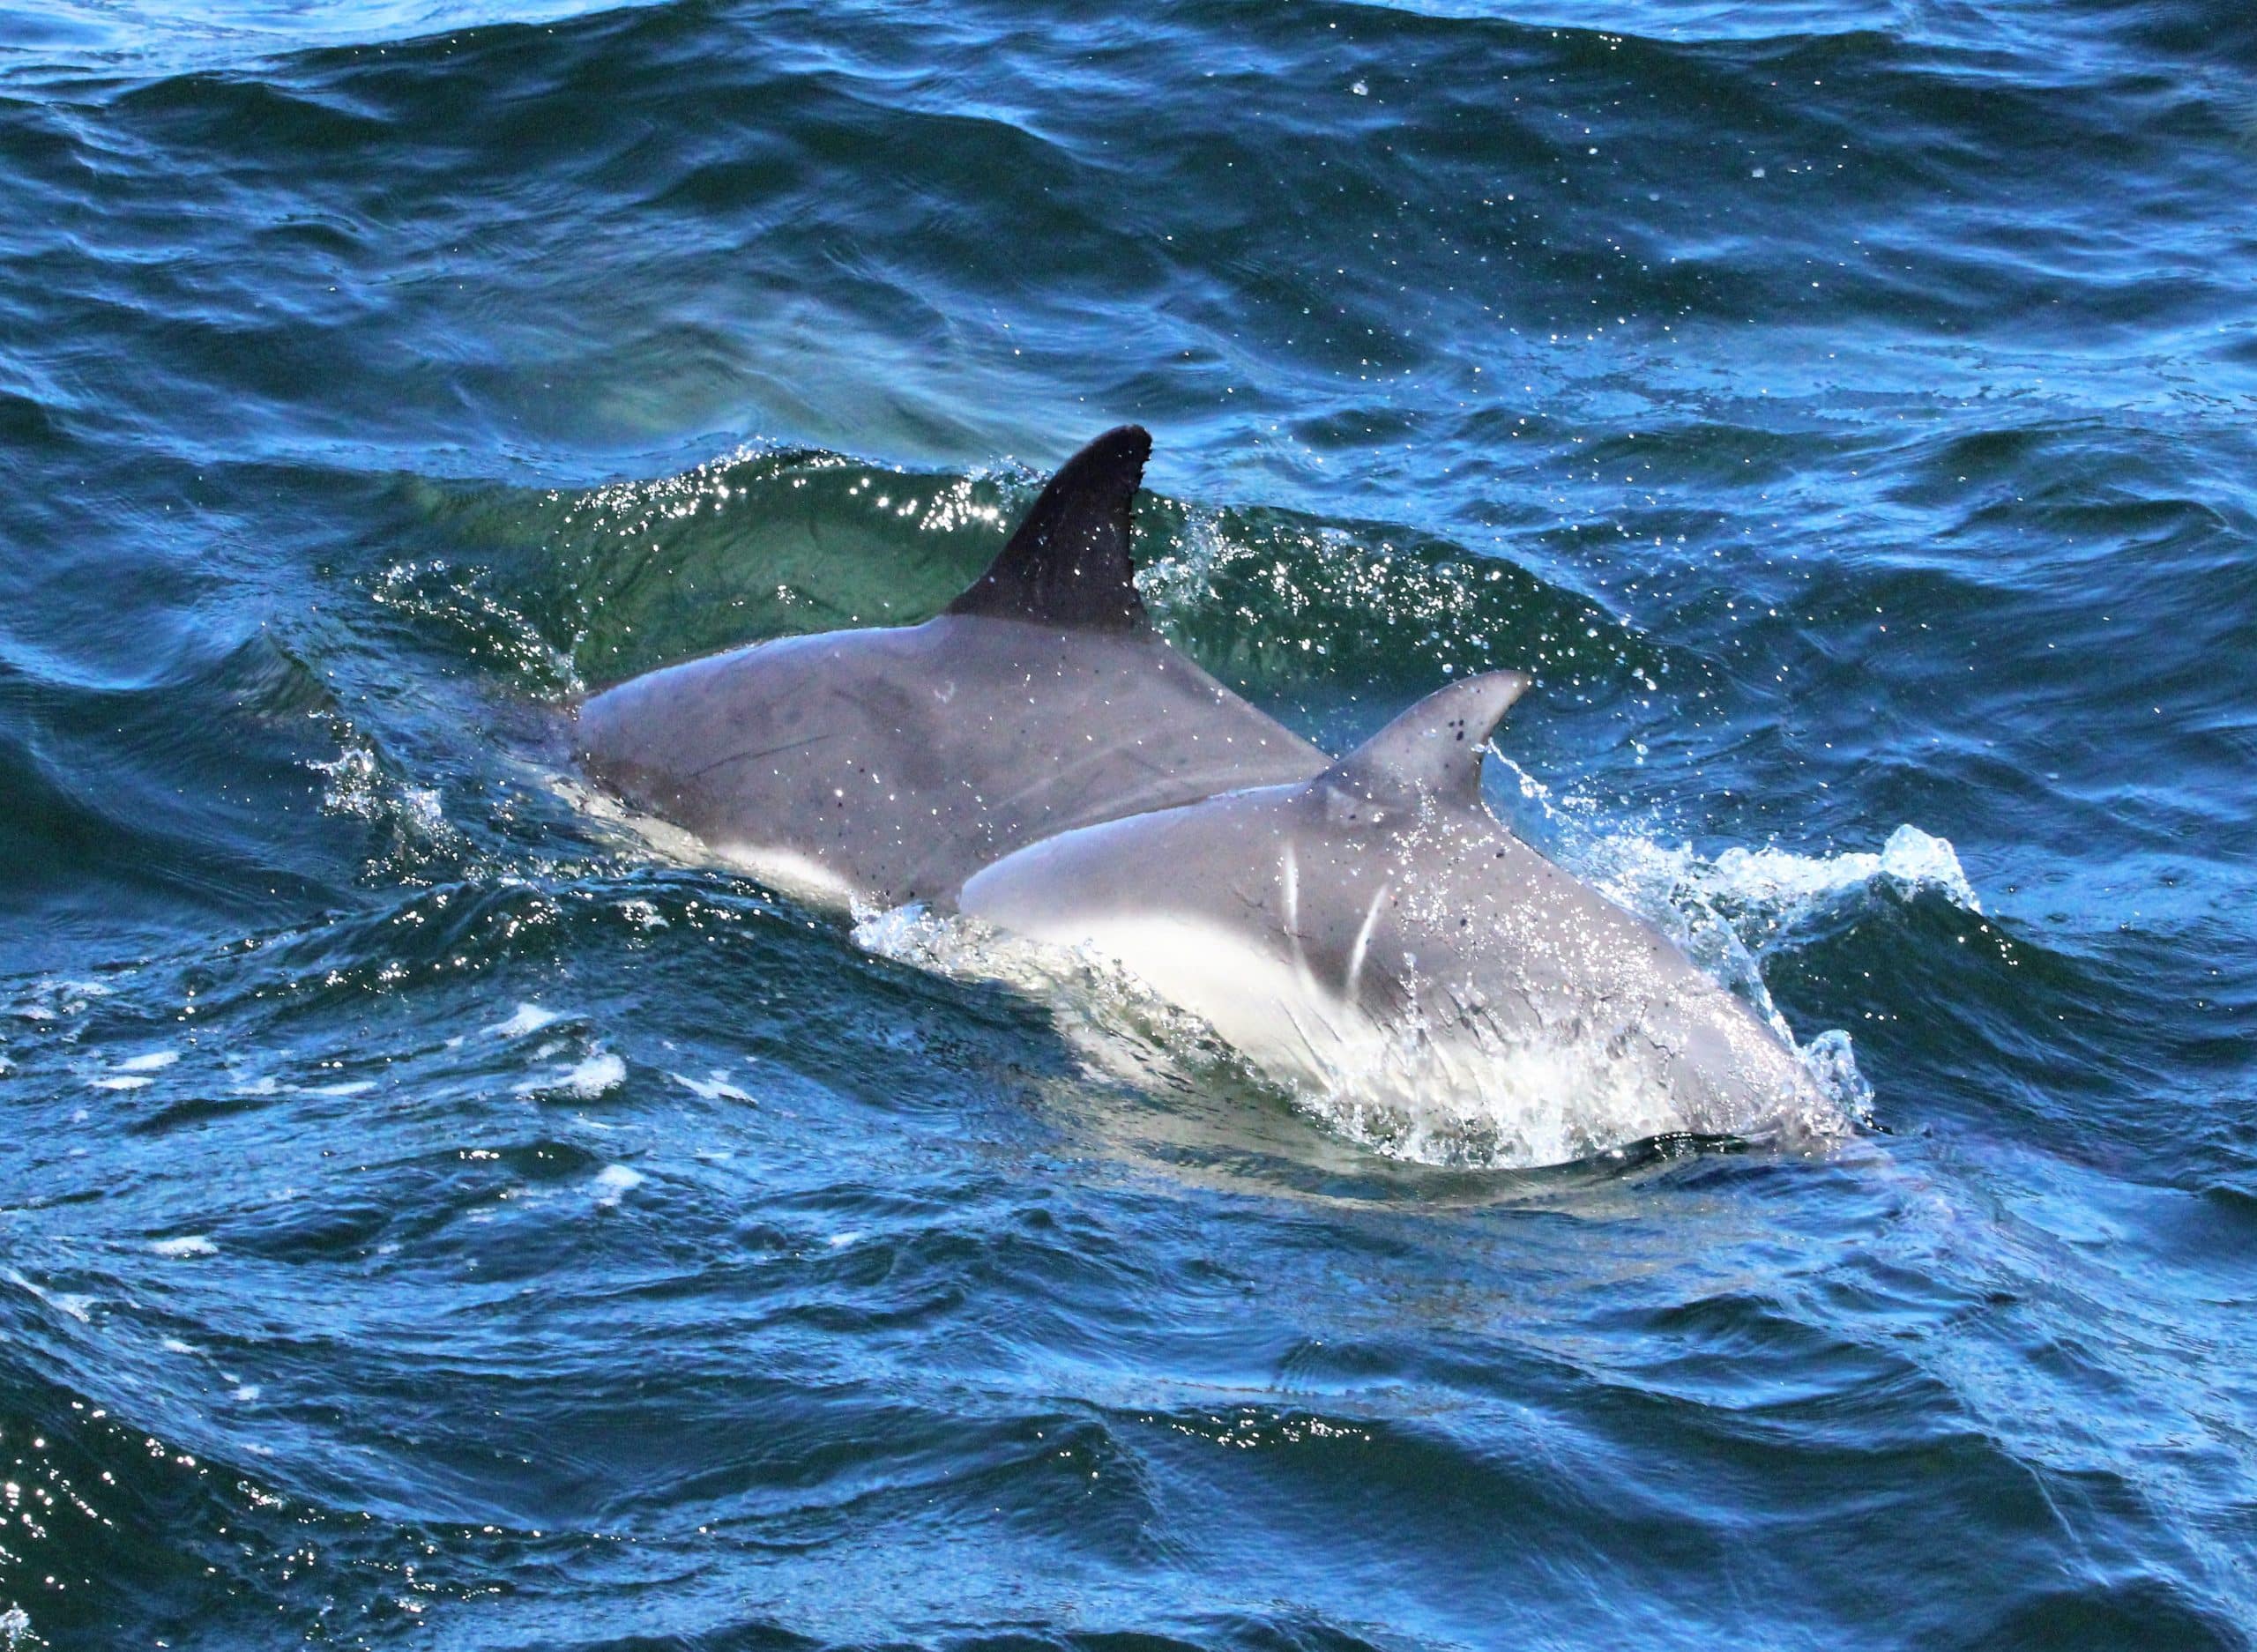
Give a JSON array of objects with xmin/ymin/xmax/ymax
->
[{"xmin": 685, "ymin": 733, "xmax": 843, "ymax": 783}]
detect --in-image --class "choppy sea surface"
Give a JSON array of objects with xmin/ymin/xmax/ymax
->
[{"xmin": 2, "ymin": 0, "xmax": 2252, "ymax": 1645}]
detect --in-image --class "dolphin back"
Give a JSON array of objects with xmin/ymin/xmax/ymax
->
[
  {"xmin": 961, "ymin": 672, "xmax": 1829, "ymax": 1151},
  {"xmin": 575, "ymin": 427, "xmax": 1327, "ymax": 908}
]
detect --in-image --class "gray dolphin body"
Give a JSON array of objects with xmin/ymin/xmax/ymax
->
[
  {"xmin": 960, "ymin": 672, "xmax": 1828, "ymax": 1144},
  {"xmin": 576, "ymin": 428, "xmax": 1326, "ymax": 908}
]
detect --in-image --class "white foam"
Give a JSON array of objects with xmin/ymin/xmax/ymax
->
[
  {"xmin": 669, "ymin": 1069, "xmax": 754, "ymax": 1103},
  {"xmin": 4, "ymin": 1270, "xmax": 91, "ymax": 1323},
  {"xmin": 118, "ymin": 1050, "xmax": 179, "ymax": 1073},
  {"xmin": 568, "ymin": 1053, "xmax": 628, "ymax": 1097},
  {"xmin": 1703, "ymin": 824, "xmax": 1980, "ymax": 913},
  {"xmin": 400, "ymin": 785, "xmax": 445, "ymax": 835},
  {"xmin": 1307, "ymin": 1026, "xmax": 1686, "ymax": 1168},
  {"xmin": 486, "ymin": 1002, "xmax": 566, "ymax": 1039},
  {"xmin": 592, "ymin": 1164, "xmax": 644, "ymax": 1208},
  {"xmin": 854, "ymin": 902, "xmax": 1068, "ymax": 992},
  {"xmin": 967, "ymin": 907, "xmax": 1832, "ymax": 1169},
  {"xmin": 1561, "ymin": 816, "xmax": 1978, "ymax": 940},
  {"xmin": 310, "ymin": 743, "xmax": 383, "ymax": 819},
  {"xmin": 1799, "ymin": 1029, "xmax": 1874, "ymax": 1123},
  {"xmin": 151, "ymin": 1236, "xmax": 217, "ymax": 1259},
  {"xmin": 90, "ymin": 1075, "xmax": 152, "ymax": 1091},
  {"xmin": 1535, "ymin": 811, "xmax": 1972, "ymax": 1135},
  {"xmin": 9, "ymin": 978, "xmax": 111, "ymax": 1023},
  {"xmin": 309, "ymin": 735, "xmax": 459, "ymax": 853},
  {"xmin": 516, "ymin": 1052, "xmax": 626, "ymax": 1099}
]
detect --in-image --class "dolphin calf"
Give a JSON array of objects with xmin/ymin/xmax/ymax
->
[
  {"xmin": 576, "ymin": 427, "xmax": 1327, "ymax": 908},
  {"xmin": 959, "ymin": 670, "xmax": 1829, "ymax": 1145}
]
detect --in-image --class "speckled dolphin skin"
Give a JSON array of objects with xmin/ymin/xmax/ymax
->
[
  {"xmin": 575, "ymin": 427, "xmax": 1327, "ymax": 909},
  {"xmin": 960, "ymin": 671, "xmax": 1825, "ymax": 1139}
]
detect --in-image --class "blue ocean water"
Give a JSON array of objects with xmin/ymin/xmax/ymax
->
[{"xmin": 0, "ymin": 0, "xmax": 2252, "ymax": 1646}]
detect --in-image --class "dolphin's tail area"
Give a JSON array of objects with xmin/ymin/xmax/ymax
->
[{"xmin": 948, "ymin": 425, "xmax": 1152, "ymax": 629}]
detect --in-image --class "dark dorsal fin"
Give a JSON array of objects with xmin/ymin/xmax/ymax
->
[
  {"xmin": 1324, "ymin": 670, "xmax": 1531, "ymax": 807},
  {"xmin": 948, "ymin": 425, "xmax": 1151, "ymax": 629}
]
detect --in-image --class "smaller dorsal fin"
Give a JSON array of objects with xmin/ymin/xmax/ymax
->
[
  {"xmin": 948, "ymin": 425, "xmax": 1151, "ymax": 629},
  {"xmin": 1325, "ymin": 670, "xmax": 1531, "ymax": 807}
]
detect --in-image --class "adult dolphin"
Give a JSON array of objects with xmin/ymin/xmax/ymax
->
[
  {"xmin": 959, "ymin": 671, "xmax": 1832, "ymax": 1146},
  {"xmin": 576, "ymin": 427, "xmax": 1328, "ymax": 909}
]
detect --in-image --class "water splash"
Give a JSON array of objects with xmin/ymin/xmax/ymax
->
[
  {"xmin": 1499, "ymin": 756, "xmax": 1976, "ymax": 1135},
  {"xmin": 304, "ymin": 713, "xmax": 475, "ymax": 887},
  {"xmin": 856, "ymin": 883, "xmax": 1856, "ymax": 1172},
  {"xmin": 1702, "ymin": 825, "xmax": 1980, "ymax": 915},
  {"xmin": 514, "ymin": 1050, "xmax": 626, "ymax": 1100}
]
